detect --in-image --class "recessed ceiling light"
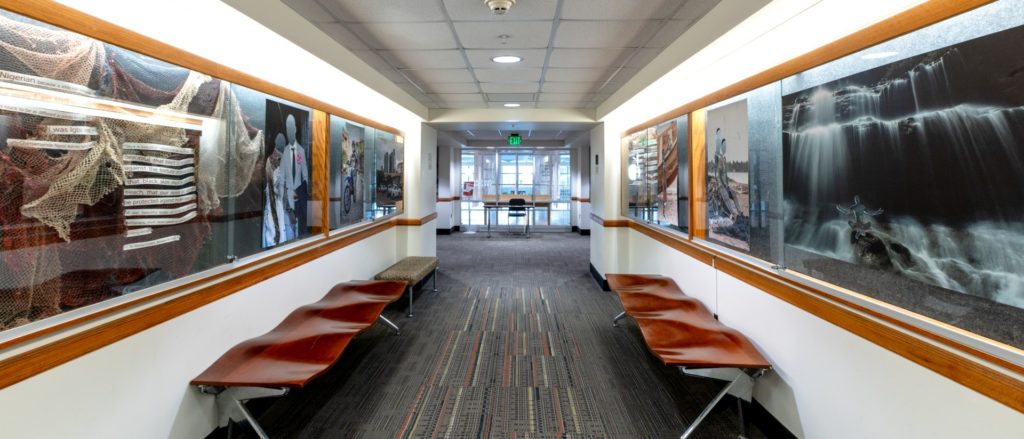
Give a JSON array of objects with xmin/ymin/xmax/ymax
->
[
  {"xmin": 504, "ymin": 103, "xmax": 521, "ymax": 108},
  {"xmin": 861, "ymin": 51, "xmax": 898, "ymax": 60},
  {"xmin": 492, "ymin": 55, "xmax": 522, "ymax": 64}
]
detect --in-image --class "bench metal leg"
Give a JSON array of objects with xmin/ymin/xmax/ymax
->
[
  {"xmin": 612, "ymin": 311, "xmax": 626, "ymax": 327},
  {"xmin": 198, "ymin": 386, "xmax": 288, "ymax": 439},
  {"xmin": 377, "ymin": 315, "xmax": 401, "ymax": 335},
  {"xmin": 677, "ymin": 368, "xmax": 764, "ymax": 439},
  {"xmin": 432, "ymin": 268, "xmax": 438, "ymax": 292},
  {"xmin": 407, "ymin": 285, "xmax": 414, "ymax": 318}
]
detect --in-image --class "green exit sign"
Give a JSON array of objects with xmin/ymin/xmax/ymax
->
[{"xmin": 508, "ymin": 133, "xmax": 522, "ymax": 145}]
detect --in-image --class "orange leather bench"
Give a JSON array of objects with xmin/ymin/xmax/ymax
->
[
  {"xmin": 608, "ymin": 274, "xmax": 771, "ymax": 439},
  {"xmin": 191, "ymin": 280, "xmax": 407, "ymax": 438}
]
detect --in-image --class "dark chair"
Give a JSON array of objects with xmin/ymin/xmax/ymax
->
[{"xmin": 507, "ymin": 198, "xmax": 529, "ymax": 236}]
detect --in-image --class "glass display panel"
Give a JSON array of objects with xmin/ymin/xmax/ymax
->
[
  {"xmin": 328, "ymin": 115, "xmax": 368, "ymax": 229},
  {"xmin": 623, "ymin": 131, "xmax": 647, "ymax": 219},
  {"xmin": 372, "ymin": 130, "xmax": 403, "ymax": 216},
  {"xmin": 781, "ymin": 0, "xmax": 1024, "ymax": 348}
]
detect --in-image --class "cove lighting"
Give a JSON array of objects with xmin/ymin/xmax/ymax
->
[
  {"xmin": 491, "ymin": 55, "xmax": 522, "ymax": 64},
  {"xmin": 504, "ymin": 103, "xmax": 521, "ymax": 108}
]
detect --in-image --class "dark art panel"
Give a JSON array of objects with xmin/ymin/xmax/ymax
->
[
  {"xmin": 675, "ymin": 115, "xmax": 690, "ymax": 232},
  {"xmin": 329, "ymin": 116, "xmax": 366, "ymax": 228},
  {"xmin": 623, "ymin": 131, "xmax": 645, "ymax": 218},
  {"xmin": 706, "ymin": 99, "xmax": 751, "ymax": 250},
  {"xmin": 655, "ymin": 119, "xmax": 680, "ymax": 226},
  {"xmin": 783, "ymin": 24, "xmax": 1024, "ymax": 347},
  {"xmin": 261, "ymin": 99, "xmax": 311, "ymax": 248},
  {"xmin": 644, "ymin": 127, "xmax": 659, "ymax": 223},
  {"xmin": 374, "ymin": 130, "xmax": 403, "ymax": 212}
]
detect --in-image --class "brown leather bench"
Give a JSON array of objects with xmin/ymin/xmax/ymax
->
[
  {"xmin": 607, "ymin": 274, "xmax": 771, "ymax": 439},
  {"xmin": 191, "ymin": 280, "xmax": 407, "ymax": 438}
]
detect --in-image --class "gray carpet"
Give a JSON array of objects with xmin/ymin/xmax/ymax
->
[{"xmin": 244, "ymin": 232, "xmax": 764, "ymax": 438}]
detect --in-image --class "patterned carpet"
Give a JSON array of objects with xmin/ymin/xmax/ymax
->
[{"xmin": 240, "ymin": 232, "xmax": 764, "ymax": 438}]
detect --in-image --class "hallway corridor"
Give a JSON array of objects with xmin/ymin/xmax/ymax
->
[{"xmin": 250, "ymin": 233, "xmax": 760, "ymax": 438}]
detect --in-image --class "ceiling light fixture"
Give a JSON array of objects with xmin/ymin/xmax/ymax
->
[
  {"xmin": 504, "ymin": 103, "xmax": 521, "ymax": 108},
  {"xmin": 491, "ymin": 55, "xmax": 522, "ymax": 64}
]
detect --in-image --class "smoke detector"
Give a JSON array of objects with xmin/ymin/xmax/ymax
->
[{"xmin": 485, "ymin": 0, "xmax": 515, "ymax": 15}]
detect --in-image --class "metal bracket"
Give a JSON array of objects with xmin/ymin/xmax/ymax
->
[
  {"xmin": 200, "ymin": 386, "xmax": 288, "ymax": 439},
  {"xmin": 677, "ymin": 367, "xmax": 767, "ymax": 439},
  {"xmin": 377, "ymin": 315, "xmax": 401, "ymax": 335},
  {"xmin": 612, "ymin": 311, "xmax": 627, "ymax": 327}
]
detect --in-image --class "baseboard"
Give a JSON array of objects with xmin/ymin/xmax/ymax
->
[
  {"xmin": 571, "ymin": 225, "xmax": 580, "ymax": 232},
  {"xmin": 589, "ymin": 263, "xmax": 610, "ymax": 291},
  {"xmin": 747, "ymin": 399, "xmax": 797, "ymax": 439},
  {"xmin": 436, "ymin": 227, "xmax": 453, "ymax": 235},
  {"xmin": 579, "ymin": 229, "xmax": 590, "ymax": 236},
  {"xmin": 452, "ymin": 225, "xmax": 460, "ymax": 232}
]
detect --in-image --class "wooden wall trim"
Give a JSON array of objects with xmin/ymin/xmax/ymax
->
[
  {"xmin": 0, "ymin": 218, "xmax": 398, "ymax": 390},
  {"xmin": 623, "ymin": 0, "xmax": 993, "ymax": 134},
  {"xmin": 436, "ymin": 197, "xmax": 461, "ymax": 202},
  {"xmin": 396, "ymin": 212, "xmax": 439, "ymax": 226},
  {"xmin": 689, "ymin": 109, "xmax": 707, "ymax": 239},
  {"xmin": 626, "ymin": 219, "xmax": 1024, "ymax": 414},
  {"xmin": 571, "ymin": 196, "xmax": 591, "ymax": 202},
  {"xmin": 313, "ymin": 110, "xmax": 330, "ymax": 236},
  {"xmin": 0, "ymin": 0, "xmax": 403, "ymax": 136},
  {"xmin": 589, "ymin": 213, "xmax": 629, "ymax": 228}
]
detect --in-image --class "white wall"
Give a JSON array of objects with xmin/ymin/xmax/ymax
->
[
  {"xmin": 0, "ymin": 229, "xmax": 399, "ymax": 438},
  {"xmin": 628, "ymin": 230, "xmax": 1024, "ymax": 438}
]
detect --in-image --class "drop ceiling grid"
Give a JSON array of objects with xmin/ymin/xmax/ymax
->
[{"xmin": 287, "ymin": 0, "xmax": 722, "ymax": 109}]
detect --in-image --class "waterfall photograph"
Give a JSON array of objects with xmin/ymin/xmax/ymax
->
[
  {"xmin": 706, "ymin": 99, "xmax": 750, "ymax": 250},
  {"xmin": 782, "ymin": 24, "xmax": 1024, "ymax": 319}
]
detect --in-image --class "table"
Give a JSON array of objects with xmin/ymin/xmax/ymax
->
[{"xmin": 483, "ymin": 204, "xmax": 535, "ymax": 238}]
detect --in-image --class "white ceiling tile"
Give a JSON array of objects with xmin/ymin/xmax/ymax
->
[
  {"xmin": 675, "ymin": 0, "xmax": 721, "ymax": 21},
  {"xmin": 480, "ymin": 82, "xmax": 540, "ymax": 93},
  {"xmin": 395, "ymin": 82, "xmax": 429, "ymax": 96},
  {"xmin": 379, "ymin": 50, "xmax": 467, "ymax": 69},
  {"xmin": 538, "ymin": 93, "xmax": 595, "ymax": 102},
  {"xmin": 554, "ymin": 21, "xmax": 657, "ymax": 48},
  {"xmin": 348, "ymin": 22, "xmax": 458, "ymax": 50},
  {"xmin": 536, "ymin": 101, "xmax": 592, "ymax": 109},
  {"xmin": 444, "ymin": 0, "xmax": 558, "ymax": 21},
  {"xmin": 426, "ymin": 83, "xmax": 480, "ymax": 93},
  {"xmin": 646, "ymin": 19, "xmax": 701, "ymax": 48},
  {"xmin": 465, "ymin": 49, "xmax": 548, "ymax": 68},
  {"xmin": 562, "ymin": 0, "xmax": 678, "ymax": 20},
  {"xmin": 378, "ymin": 69, "xmax": 409, "ymax": 83},
  {"xmin": 437, "ymin": 101, "xmax": 489, "ymax": 109},
  {"xmin": 403, "ymin": 68, "xmax": 476, "ymax": 83},
  {"xmin": 623, "ymin": 48, "xmax": 660, "ymax": 69},
  {"xmin": 544, "ymin": 68, "xmax": 614, "ymax": 83},
  {"xmin": 541, "ymin": 82, "xmax": 596, "ymax": 93},
  {"xmin": 485, "ymin": 93, "xmax": 537, "ymax": 102},
  {"xmin": 319, "ymin": 0, "xmax": 447, "ymax": 22},
  {"xmin": 474, "ymin": 68, "xmax": 542, "ymax": 82},
  {"xmin": 350, "ymin": 50, "xmax": 394, "ymax": 70},
  {"xmin": 453, "ymin": 21, "xmax": 552, "ymax": 49},
  {"xmin": 547, "ymin": 48, "xmax": 626, "ymax": 68},
  {"xmin": 429, "ymin": 93, "xmax": 486, "ymax": 103},
  {"xmin": 316, "ymin": 22, "xmax": 370, "ymax": 51},
  {"xmin": 283, "ymin": 0, "xmax": 335, "ymax": 22}
]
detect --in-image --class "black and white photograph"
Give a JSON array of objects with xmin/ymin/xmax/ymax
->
[
  {"xmin": 261, "ymin": 99, "xmax": 311, "ymax": 248},
  {"xmin": 783, "ymin": 24, "xmax": 1024, "ymax": 313},
  {"xmin": 705, "ymin": 99, "xmax": 750, "ymax": 250}
]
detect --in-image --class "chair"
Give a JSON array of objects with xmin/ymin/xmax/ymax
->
[{"xmin": 507, "ymin": 198, "xmax": 529, "ymax": 236}]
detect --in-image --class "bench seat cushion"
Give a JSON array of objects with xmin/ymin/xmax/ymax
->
[
  {"xmin": 608, "ymin": 274, "xmax": 770, "ymax": 370},
  {"xmin": 375, "ymin": 256, "xmax": 439, "ymax": 283},
  {"xmin": 190, "ymin": 280, "xmax": 407, "ymax": 389}
]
